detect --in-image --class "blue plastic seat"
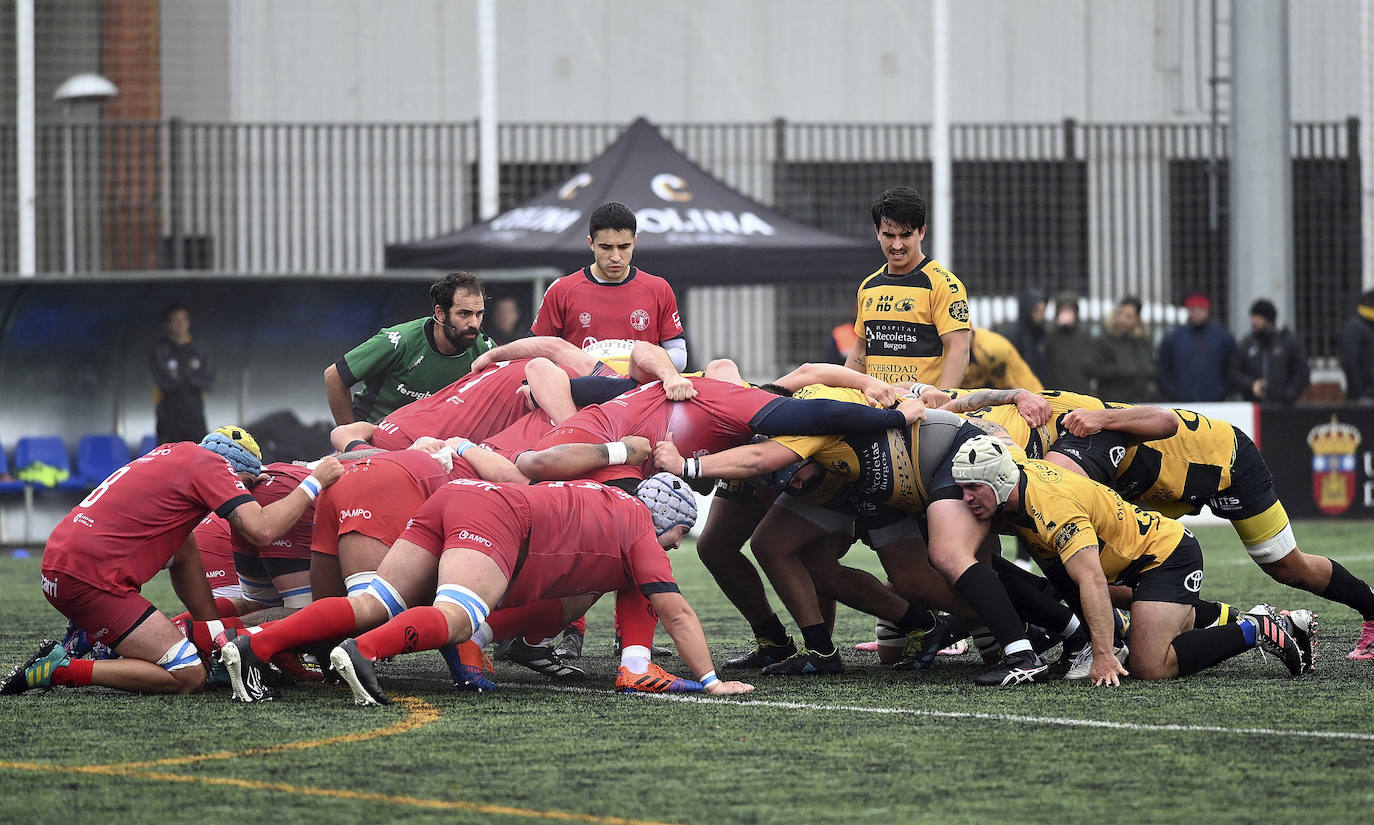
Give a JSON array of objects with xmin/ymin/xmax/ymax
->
[
  {"xmin": 76, "ymin": 434, "xmax": 131, "ymax": 487},
  {"xmin": 138, "ymin": 433, "xmax": 159, "ymax": 456},
  {"xmin": 0, "ymin": 442, "xmax": 25, "ymax": 493},
  {"xmin": 13, "ymin": 436, "xmax": 87, "ymax": 491}
]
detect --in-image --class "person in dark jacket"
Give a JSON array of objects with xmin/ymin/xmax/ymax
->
[
  {"xmin": 150, "ymin": 303, "xmax": 214, "ymax": 445},
  {"xmin": 1156, "ymin": 293, "xmax": 1235, "ymax": 402},
  {"xmin": 996, "ymin": 288, "xmax": 1049, "ymax": 379},
  {"xmin": 1041, "ymin": 294, "xmax": 1095, "ymax": 394},
  {"xmin": 1339, "ymin": 291, "xmax": 1374, "ymax": 403},
  {"xmin": 1232, "ymin": 298, "xmax": 1309, "ymax": 405},
  {"xmin": 1092, "ymin": 296, "xmax": 1156, "ymax": 402}
]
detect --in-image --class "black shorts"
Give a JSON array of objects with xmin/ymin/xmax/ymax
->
[
  {"xmin": 927, "ymin": 422, "xmax": 987, "ymax": 503},
  {"xmin": 1202, "ymin": 430, "xmax": 1280, "ymax": 522},
  {"xmin": 1129, "ymin": 532, "xmax": 1204, "ymax": 605},
  {"xmin": 1047, "ymin": 429, "xmax": 1134, "ymax": 485}
]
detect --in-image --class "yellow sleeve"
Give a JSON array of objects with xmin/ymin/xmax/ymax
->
[
  {"xmin": 925, "ymin": 264, "xmax": 971, "ymax": 337},
  {"xmin": 1050, "ymin": 515, "xmax": 1099, "ymax": 565}
]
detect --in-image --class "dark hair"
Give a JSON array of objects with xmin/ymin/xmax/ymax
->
[
  {"xmin": 430, "ymin": 272, "xmax": 483, "ymax": 311},
  {"xmin": 1361, "ymin": 290, "xmax": 1374, "ymax": 308},
  {"xmin": 871, "ymin": 187, "xmax": 927, "ymax": 231},
  {"xmin": 1250, "ymin": 298, "xmax": 1277, "ymax": 324},
  {"xmin": 754, "ymin": 383, "xmax": 795, "ymax": 398},
  {"xmin": 589, "ymin": 202, "xmax": 637, "ymax": 237},
  {"xmin": 163, "ymin": 302, "xmax": 189, "ymax": 321},
  {"xmin": 1118, "ymin": 295, "xmax": 1142, "ymax": 313}
]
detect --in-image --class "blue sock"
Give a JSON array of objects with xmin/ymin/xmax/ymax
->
[{"xmin": 1237, "ymin": 616, "xmax": 1258, "ymax": 646}]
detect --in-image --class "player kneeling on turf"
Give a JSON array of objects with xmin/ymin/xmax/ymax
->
[{"xmin": 951, "ymin": 435, "xmax": 1316, "ymax": 685}]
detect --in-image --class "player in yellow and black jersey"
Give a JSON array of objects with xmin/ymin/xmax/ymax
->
[
  {"xmin": 653, "ymin": 403, "xmax": 1055, "ymax": 687},
  {"xmin": 961, "ymin": 328, "xmax": 1044, "ymax": 393},
  {"xmin": 952, "ymin": 435, "xmax": 1313, "ymax": 683},
  {"xmin": 846, "ymin": 187, "xmax": 971, "ymax": 389},
  {"xmin": 1048, "ymin": 403, "xmax": 1374, "ymax": 659}
]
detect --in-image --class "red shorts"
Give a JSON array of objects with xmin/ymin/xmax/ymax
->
[
  {"xmin": 531, "ymin": 426, "xmax": 645, "ymax": 484},
  {"xmin": 41, "ymin": 569, "xmax": 156, "ymax": 649},
  {"xmin": 312, "ymin": 460, "xmax": 427, "ymax": 557},
  {"xmin": 401, "ymin": 487, "xmax": 531, "ymax": 580},
  {"xmin": 195, "ymin": 525, "xmax": 237, "ymax": 590}
]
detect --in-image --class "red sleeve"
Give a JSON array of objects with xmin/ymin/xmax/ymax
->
[
  {"xmin": 187, "ymin": 450, "xmax": 256, "ymax": 517},
  {"xmin": 531, "ymin": 277, "xmax": 568, "ymax": 339},
  {"xmin": 654, "ymin": 277, "xmax": 684, "ymax": 339},
  {"xmin": 620, "ymin": 504, "xmax": 677, "ymax": 590}
]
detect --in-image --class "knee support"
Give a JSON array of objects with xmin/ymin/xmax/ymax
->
[
  {"xmin": 363, "ymin": 575, "xmax": 408, "ymax": 618},
  {"xmin": 279, "ymin": 584, "xmax": 313, "ymax": 610},
  {"xmin": 239, "ymin": 575, "xmax": 283, "ymax": 607},
  {"xmin": 435, "ymin": 585, "xmax": 491, "ymax": 635},
  {"xmin": 156, "ymin": 638, "xmax": 202, "ymax": 672},
  {"xmin": 344, "ymin": 571, "xmax": 376, "ymax": 596}
]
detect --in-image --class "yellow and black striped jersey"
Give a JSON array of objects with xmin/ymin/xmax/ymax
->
[
  {"xmin": 948, "ymin": 388, "xmax": 1107, "ymax": 459},
  {"xmin": 772, "ymin": 402, "xmax": 970, "ymax": 513},
  {"xmin": 854, "ymin": 258, "xmax": 970, "ymax": 386},
  {"xmin": 1108, "ymin": 404, "xmax": 1237, "ymax": 517},
  {"xmin": 962, "ymin": 328, "xmax": 1044, "ymax": 393},
  {"xmin": 1012, "ymin": 458, "xmax": 1183, "ymax": 583}
]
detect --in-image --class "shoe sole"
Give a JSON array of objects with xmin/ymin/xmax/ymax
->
[
  {"xmin": 329, "ymin": 646, "xmax": 388, "ymax": 706},
  {"xmin": 219, "ymin": 641, "xmax": 263, "ymax": 703},
  {"xmin": 976, "ymin": 663, "xmax": 1050, "ymax": 686}
]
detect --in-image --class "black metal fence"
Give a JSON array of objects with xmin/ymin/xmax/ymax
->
[{"xmin": 0, "ymin": 118, "xmax": 1361, "ymax": 364}]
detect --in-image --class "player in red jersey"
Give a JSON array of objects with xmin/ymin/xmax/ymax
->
[
  {"xmin": 215, "ymin": 438, "xmax": 525, "ymax": 696},
  {"xmin": 329, "ymin": 336, "xmax": 616, "ymax": 453},
  {"xmin": 1, "ymin": 427, "xmax": 343, "ymax": 696},
  {"xmin": 173, "ymin": 461, "xmax": 320, "ymax": 655},
  {"xmin": 532, "ymin": 202, "xmax": 688, "ymax": 371},
  {"xmin": 308, "ymin": 474, "xmax": 753, "ymax": 705}
]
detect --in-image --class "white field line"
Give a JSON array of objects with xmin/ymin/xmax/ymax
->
[{"xmin": 502, "ymin": 683, "xmax": 1374, "ymax": 742}]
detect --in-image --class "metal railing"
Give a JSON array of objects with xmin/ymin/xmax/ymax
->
[{"xmin": 0, "ymin": 118, "xmax": 1360, "ymax": 364}]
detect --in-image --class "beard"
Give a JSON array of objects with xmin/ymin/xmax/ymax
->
[{"xmin": 442, "ymin": 324, "xmax": 478, "ymax": 351}]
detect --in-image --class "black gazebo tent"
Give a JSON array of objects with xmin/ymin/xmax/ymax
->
[{"xmin": 384, "ymin": 118, "xmax": 874, "ymax": 286}]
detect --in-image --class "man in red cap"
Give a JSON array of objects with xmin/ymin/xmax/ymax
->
[{"xmin": 1157, "ymin": 293, "xmax": 1236, "ymax": 402}]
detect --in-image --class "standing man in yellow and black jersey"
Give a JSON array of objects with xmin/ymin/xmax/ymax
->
[
  {"xmin": 846, "ymin": 187, "xmax": 971, "ymax": 390},
  {"xmin": 1045, "ymin": 403, "xmax": 1374, "ymax": 660},
  {"xmin": 952, "ymin": 436, "xmax": 1314, "ymax": 684}
]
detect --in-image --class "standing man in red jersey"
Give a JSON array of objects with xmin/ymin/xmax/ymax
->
[{"xmin": 532, "ymin": 202, "xmax": 688, "ymax": 372}]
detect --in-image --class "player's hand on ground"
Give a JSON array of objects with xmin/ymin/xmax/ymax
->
[
  {"xmin": 1061, "ymin": 408, "xmax": 1106, "ymax": 437},
  {"xmin": 311, "ymin": 455, "xmax": 345, "ymax": 487},
  {"xmin": 896, "ymin": 397, "xmax": 927, "ymax": 425},
  {"xmin": 653, "ymin": 435, "xmax": 685, "ymax": 474},
  {"xmin": 1014, "ymin": 390, "xmax": 1052, "ymax": 427},
  {"xmin": 1089, "ymin": 653, "xmax": 1128, "ymax": 687},
  {"xmin": 663, "ymin": 374, "xmax": 697, "ymax": 401},
  {"xmin": 706, "ymin": 679, "xmax": 754, "ymax": 695},
  {"xmin": 622, "ymin": 436, "xmax": 652, "ymax": 466}
]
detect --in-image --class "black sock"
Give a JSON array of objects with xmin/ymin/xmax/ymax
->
[
  {"xmin": 749, "ymin": 614, "xmax": 790, "ymax": 646},
  {"xmin": 1322, "ymin": 561, "xmax": 1374, "ymax": 621},
  {"xmin": 1172, "ymin": 624, "xmax": 1251, "ymax": 676},
  {"xmin": 954, "ymin": 563, "xmax": 1029, "ymax": 653},
  {"xmin": 894, "ymin": 604, "xmax": 936, "ymax": 634},
  {"xmin": 1193, "ymin": 600, "xmax": 1222, "ymax": 629},
  {"xmin": 800, "ymin": 623, "xmax": 835, "ymax": 656}
]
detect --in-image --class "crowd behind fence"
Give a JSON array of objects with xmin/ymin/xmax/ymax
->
[{"xmin": 0, "ymin": 118, "xmax": 1360, "ymax": 370}]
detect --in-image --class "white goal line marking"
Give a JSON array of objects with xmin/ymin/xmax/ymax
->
[{"xmin": 505, "ymin": 683, "xmax": 1374, "ymax": 742}]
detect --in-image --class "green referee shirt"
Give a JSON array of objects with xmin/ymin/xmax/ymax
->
[{"xmin": 335, "ymin": 317, "xmax": 494, "ymax": 423}]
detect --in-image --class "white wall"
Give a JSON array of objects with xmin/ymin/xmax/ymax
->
[{"xmin": 157, "ymin": 0, "xmax": 1363, "ymax": 125}]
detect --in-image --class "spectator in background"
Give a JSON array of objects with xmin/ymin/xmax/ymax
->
[
  {"xmin": 487, "ymin": 296, "xmax": 530, "ymax": 346},
  {"xmin": 324, "ymin": 272, "xmax": 494, "ymax": 426},
  {"xmin": 151, "ymin": 303, "xmax": 214, "ymax": 445},
  {"xmin": 825, "ymin": 300, "xmax": 859, "ymax": 365},
  {"xmin": 1157, "ymin": 293, "xmax": 1235, "ymax": 402},
  {"xmin": 1339, "ymin": 291, "xmax": 1374, "ymax": 403},
  {"xmin": 961, "ymin": 327, "xmax": 1043, "ymax": 392},
  {"xmin": 996, "ymin": 288, "xmax": 1049, "ymax": 380},
  {"xmin": 1232, "ymin": 298, "xmax": 1309, "ymax": 405},
  {"xmin": 1092, "ymin": 296, "xmax": 1157, "ymax": 402},
  {"xmin": 1041, "ymin": 294, "xmax": 1094, "ymax": 394}
]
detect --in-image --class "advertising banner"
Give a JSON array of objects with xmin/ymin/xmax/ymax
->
[{"xmin": 1259, "ymin": 406, "xmax": 1374, "ymax": 520}]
